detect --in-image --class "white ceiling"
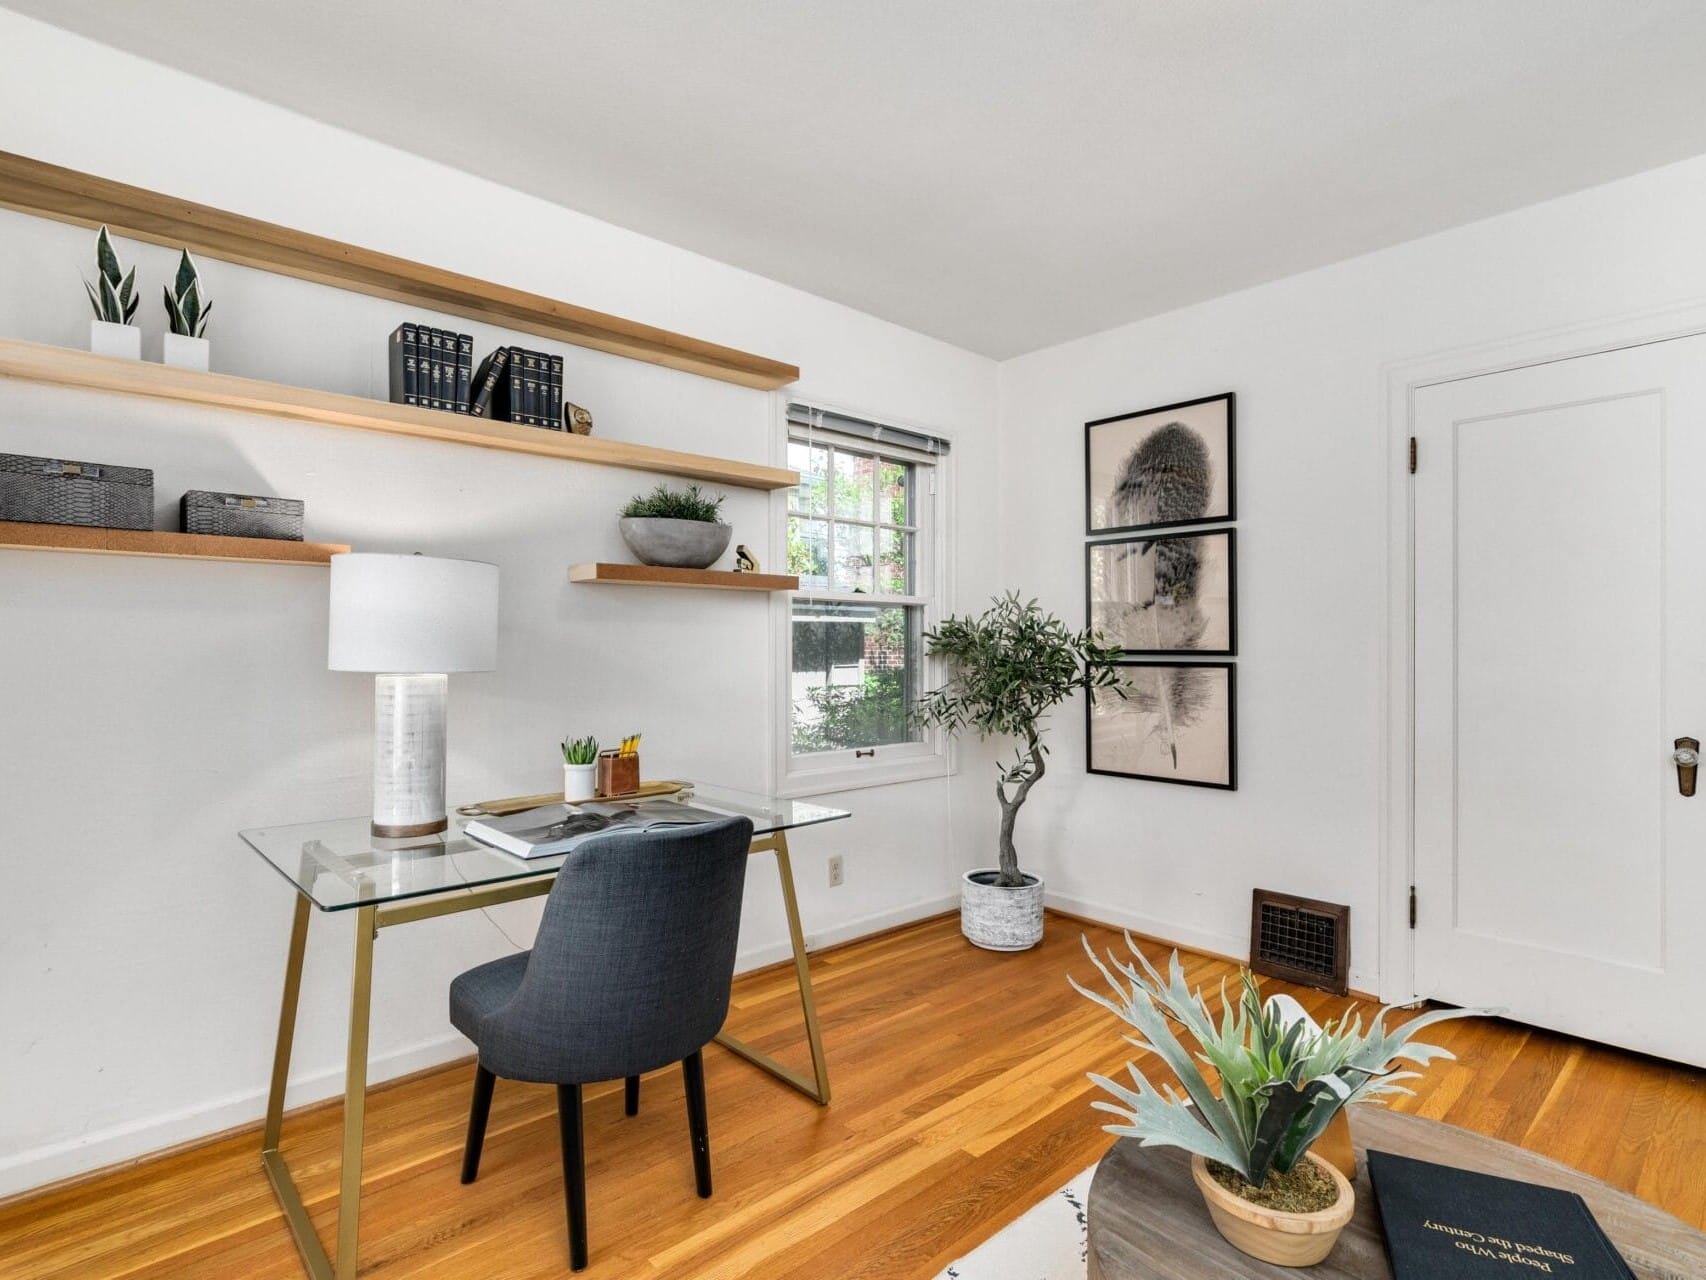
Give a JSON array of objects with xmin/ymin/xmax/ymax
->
[{"xmin": 13, "ymin": 1, "xmax": 1706, "ymax": 358}]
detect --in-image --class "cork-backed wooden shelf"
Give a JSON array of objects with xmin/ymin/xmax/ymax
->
[
  {"xmin": 0, "ymin": 149, "xmax": 799, "ymax": 391},
  {"xmin": 0, "ymin": 520, "xmax": 348, "ymax": 566},
  {"xmin": 569, "ymin": 563, "xmax": 799, "ymax": 591},
  {"xmin": 0, "ymin": 338, "xmax": 799, "ymax": 491}
]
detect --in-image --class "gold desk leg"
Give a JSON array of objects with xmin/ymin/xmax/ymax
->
[
  {"xmin": 334, "ymin": 904, "xmax": 378, "ymax": 1280},
  {"xmin": 261, "ymin": 894, "xmax": 336, "ymax": 1280},
  {"xmin": 714, "ymin": 831, "xmax": 831, "ymax": 1105}
]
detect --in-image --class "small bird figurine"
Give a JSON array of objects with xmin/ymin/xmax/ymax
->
[{"xmin": 735, "ymin": 544, "xmax": 759, "ymax": 573}]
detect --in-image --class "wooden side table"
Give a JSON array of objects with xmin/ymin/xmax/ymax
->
[{"xmin": 1086, "ymin": 1107, "xmax": 1705, "ymax": 1279}]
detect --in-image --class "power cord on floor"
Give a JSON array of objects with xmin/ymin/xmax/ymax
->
[{"xmin": 446, "ymin": 826, "xmax": 531, "ymax": 953}]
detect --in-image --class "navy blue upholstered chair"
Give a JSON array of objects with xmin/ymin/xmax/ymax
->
[{"xmin": 449, "ymin": 815, "xmax": 754, "ymax": 1271}]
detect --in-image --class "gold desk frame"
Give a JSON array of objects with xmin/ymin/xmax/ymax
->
[{"xmin": 260, "ymin": 829, "xmax": 828, "ymax": 1280}]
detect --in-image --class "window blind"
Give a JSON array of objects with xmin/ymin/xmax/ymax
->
[{"xmin": 786, "ymin": 402, "xmax": 951, "ymax": 456}]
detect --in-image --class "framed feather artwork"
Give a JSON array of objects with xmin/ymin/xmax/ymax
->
[
  {"xmin": 1084, "ymin": 392, "xmax": 1235, "ymax": 535},
  {"xmin": 1086, "ymin": 529, "xmax": 1235, "ymax": 655},
  {"xmin": 1087, "ymin": 661, "xmax": 1236, "ymax": 789}
]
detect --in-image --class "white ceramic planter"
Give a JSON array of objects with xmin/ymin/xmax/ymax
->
[
  {"xmin": 90, "ymin": 319, "xmax": 141, "ymax": 360},
  {"xmin": 161, "ymin": 332, "xmax": 210, "ymax": 371},
  {"xmin": 960, "ymin": 869, "xmax": 1045, "ymax": 951},
  {"xmin": 563, "ymin": 762, "xmax": 597, "ymax": 803}
]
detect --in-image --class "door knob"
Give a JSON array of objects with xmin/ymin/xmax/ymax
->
[{"xmin": 1674, "ymin": 737, "xmax": 1699, "ymax": 796}]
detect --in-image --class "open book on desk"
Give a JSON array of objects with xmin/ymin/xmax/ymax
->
[{"xmin": 463, "ymin": 800, "xmax": 727, "ymax": 860}]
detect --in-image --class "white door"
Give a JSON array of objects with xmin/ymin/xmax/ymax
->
[{"xmin": 1413, "ymin": 336, "xmax": 1706, "ymax": 1067}]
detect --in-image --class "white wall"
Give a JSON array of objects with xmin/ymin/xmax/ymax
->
[
  {"xmin": 1000, "ymin": 150, "xmax": 1706, "ymax": 996},
  {"xmin": 0, "ymin": 11, "xmax": 999, "ymax": 1194}
]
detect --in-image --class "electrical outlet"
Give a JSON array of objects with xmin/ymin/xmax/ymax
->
[{"xmin": 827, "ymin": 854, "xmax": 845, "ymax": 888}]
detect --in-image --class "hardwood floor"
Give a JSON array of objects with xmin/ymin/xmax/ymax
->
[{"xmin": 4, "ymin": 912, "xmax": 1704, "ymax": 1279}]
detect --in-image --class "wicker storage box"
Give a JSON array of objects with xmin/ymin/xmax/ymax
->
[
  {"xmin": 179, "ymin": 490, "xmax": 305, "ymax": 541},
  {"xmin": 0, "ymin": 453, "xmax": 153, "ymax": 531}
]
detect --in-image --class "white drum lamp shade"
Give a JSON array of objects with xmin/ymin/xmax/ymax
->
[{"xmin": 329, "ymin": 554, "xmax": 499, "ymax": 837}]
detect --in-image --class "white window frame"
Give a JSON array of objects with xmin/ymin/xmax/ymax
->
[{"xmin": 771, "ymin": 396, "xmax": 955, "ymax": 796}]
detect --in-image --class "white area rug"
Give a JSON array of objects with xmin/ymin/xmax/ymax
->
[{"xmin": 936, "ymin": 1164, "xmax": 1095, "ymax": 1280}]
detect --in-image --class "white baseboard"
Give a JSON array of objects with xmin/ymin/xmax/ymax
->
[
  {"xmin": 734, "ymin": 894, "xmax": 958, "ymax": 972},
  {"xmin": 0, "ymin": 1032, "xmax": 473, "ymax": 1200},
  {"xmin": 2, "ymin": 896, "xmax": 959, "ymax": 1200},
  {"xmin": 1044, "ymin": 892, "xmax": 1249, "ymax": 963}
]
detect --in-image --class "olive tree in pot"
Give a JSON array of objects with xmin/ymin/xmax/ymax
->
[{"xmin": 918, "ymin": 593, "xmax": 1124, "ymax": 951}]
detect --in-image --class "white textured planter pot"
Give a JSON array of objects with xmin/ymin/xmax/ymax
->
[
  {"xmin": 90, "ymin": 319, "xmax": 140, "ymax": 360},
  {"xmin": 563, "ymin": 762, "xmax": 597, "ymax": 803},
  {"xmin": 161, "ymin": 332, "xmax": 210, "ymax": 371},
  {"xmin": 961, "ymin": 869, "xmax": 1045, "ymax": 951}
]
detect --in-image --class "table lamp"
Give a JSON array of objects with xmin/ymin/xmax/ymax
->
[{"xmin": 328, "ymin": 553, "xmax": 499, "ymax": 837}]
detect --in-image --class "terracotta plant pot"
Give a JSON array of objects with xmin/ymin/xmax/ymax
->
[{"xmin": 1190, "ymin": 1151, "xmax": 1355, "ymax": 1268}]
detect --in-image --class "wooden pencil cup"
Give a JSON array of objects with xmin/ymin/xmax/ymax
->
[{"xmin": 596, "ymin": 751, "xmax": 640, "ymax": 797}]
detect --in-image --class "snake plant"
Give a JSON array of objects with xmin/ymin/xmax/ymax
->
[
  {"xmin": 83, "ymin": 225, "xmax": 138, "ymax": 325},
  {"xmin": 561, "ymin": 735, "xmax": 600, "ymax": 766},
  {"xmin": 1072, "ymin": 935, "xmax": 1482, "ymax": 1187},
  {"xmin": 162, "ymin": 249, "xmax": 212, "ymax": 337}
]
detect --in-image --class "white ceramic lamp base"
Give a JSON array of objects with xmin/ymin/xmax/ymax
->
[{"xmin": 371, "ymin": 672, "xmax": 448, "ymax": 837}]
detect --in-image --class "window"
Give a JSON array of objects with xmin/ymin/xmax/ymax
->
[{"xmin": 779, "ymin": 403, "xmax": 950, "ymax": 791}]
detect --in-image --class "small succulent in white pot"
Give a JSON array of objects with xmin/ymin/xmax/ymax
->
[
  {"xmin": 619, "ymin": 483, "xmax": 731, "ymax": 569},
  {"xmin": 160, "ymin": 249, "xmax": 213, "ymax": 370},
  {"xmin": 84, "ymin": 225, "xmax": 140, "ymax": 359},
  {"xmin": 561, "ymin": 735, "xmax": 599, "ymax": 802}
]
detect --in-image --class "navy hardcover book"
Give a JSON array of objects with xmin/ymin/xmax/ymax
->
[{"xmin": 1368, "ymin": 1150, "xmax": 1633, "ymax": 1279}]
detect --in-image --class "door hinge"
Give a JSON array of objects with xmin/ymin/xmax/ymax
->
[
  {"xmin": 1408, "ymin": 885, "xmax": 1417, "ymax": 929},
  {"xmin": 1408, "ymin": 437, "xmax": 1418, "ymax": 474}
]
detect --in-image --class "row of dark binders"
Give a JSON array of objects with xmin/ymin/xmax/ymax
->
[{"xmin": 388, "ymin": 322, "xmax": 564, "ymax": 428}]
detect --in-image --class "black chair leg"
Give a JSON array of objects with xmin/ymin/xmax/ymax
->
[
  {"xmin": 557, "ymin": 1083, "xmax": 589, "ymax": 1271},
  {"xmin": 460, "ymin": 1064, "xmax": 496, "ymax": 1185},
  {"xmin": 625, "ymin": 1074, "xmax": 640, "ymax": 1116},
  {"xmin": 683, "ymin": 1049, "xmax": 712, "ymax": 1198}
]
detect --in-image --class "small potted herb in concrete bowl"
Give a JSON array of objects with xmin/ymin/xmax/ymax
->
[
  {"xmin": 1074, "ymin": 939, "xmax": 1481, "ymax": 1267},
  {"xmin": 619, "ymin": 483, "xmax": 731, "ymax": 569}
]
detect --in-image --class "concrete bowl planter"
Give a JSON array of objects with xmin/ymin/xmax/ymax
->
[
  {"xmin": 960, "ymin": 869, "xmax": 1044, "ymax": 951},
  {"xmin": 619, "ymin": 516, "xmax": 732, "ymax": 569}
]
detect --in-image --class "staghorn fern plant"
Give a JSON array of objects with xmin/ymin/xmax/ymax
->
[
  {"xmin": 162, "ymin": 249, "xmax": 212, "ymax": 337},
  {"xmin": 1072, "ymin": 935, "xmax": 1482, "ymax": 1187},
  {"xmin": 83, "ymin": 225, "xmax": 138, "ymax": 325}
]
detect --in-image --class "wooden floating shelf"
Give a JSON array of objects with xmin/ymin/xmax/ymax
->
[
  {"xmin": 0, "ymin": 150, "xmax": 799, "ymax": 391},
  {"xmin": 569, "ymin": 563, "xmax": 799, "ymax": 592},
  {"xmin": 0, "ymin": 520, "xmax": 348, "ymax": 566},
  {"xmin": 0, "ymin": 338, "xmax": 799, "ymax": 491}
]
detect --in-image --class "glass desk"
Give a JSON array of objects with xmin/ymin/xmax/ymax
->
[{"xmin": 241, "ymin": 784, "xmax": 848, "ymax": 1280}]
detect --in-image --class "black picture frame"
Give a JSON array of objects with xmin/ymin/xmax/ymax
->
[
  {"xmin": 1085, "ymin": 528, "xmax": 1237, "ymax": 656},
  {"xmin": 1086, "ymin": 660, "xmax": 1237, "ymax": 790},
  {"xmin": 1084, "ymin": 392, "xmax": 1236, "ymax": 536}
]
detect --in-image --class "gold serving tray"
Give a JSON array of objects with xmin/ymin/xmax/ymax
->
[{"xmin": 456, "ymin": 780, "xmax": 691, "ymax": 818}]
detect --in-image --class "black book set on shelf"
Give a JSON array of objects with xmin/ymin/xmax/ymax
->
[
  {"xmin": 389, "ymin": 322, "xmax": 473, "ymax": 413},
  {"xmin": 470, "ymin": 345, "xmax": 564, "ymax": 427},
  {"xmin": 389, "ymin": 323, "xmax": 563, "ymax": 428}
]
